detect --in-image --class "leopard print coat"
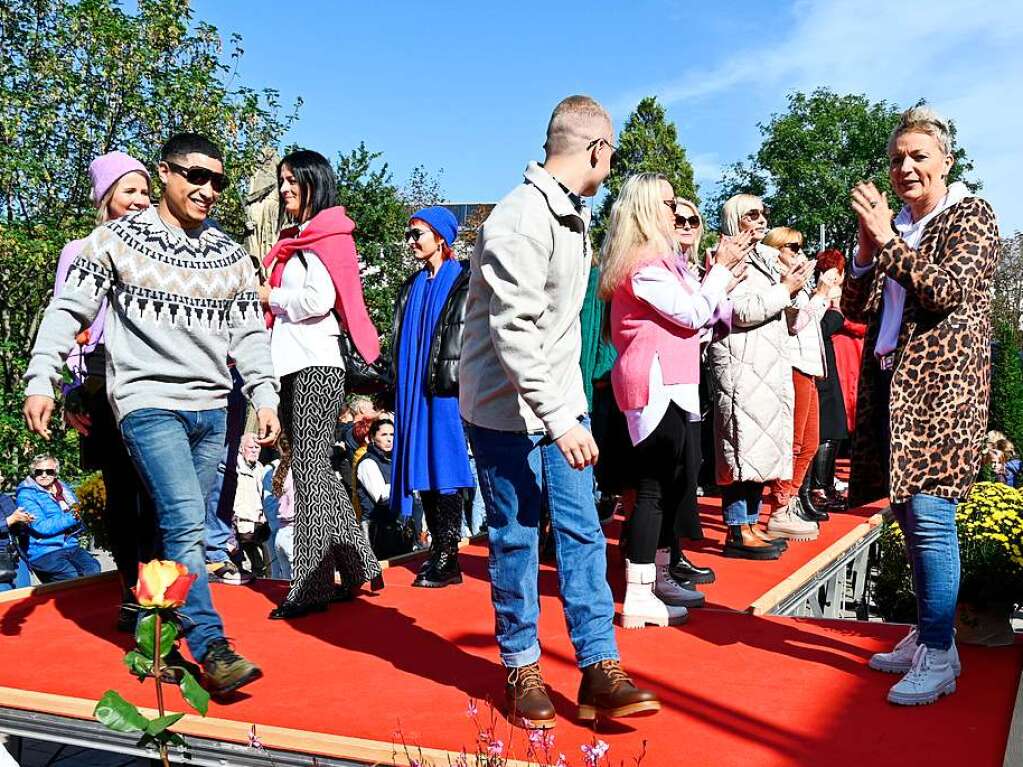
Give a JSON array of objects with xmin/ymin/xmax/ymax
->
[{"xmin": 841, "ymin": 196, "xmax": 1000, "ymax": 507}]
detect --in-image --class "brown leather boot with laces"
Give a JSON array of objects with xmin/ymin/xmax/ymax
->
[
  {"xmin": 578, "ymin": 659, "xmax": 660, "ymax": 720},
  {"xmin": 505, "ymin": 662, "xmax": 556, "ymax": 728}
]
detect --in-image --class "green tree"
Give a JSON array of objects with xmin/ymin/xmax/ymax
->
[
  {"xmin": 593, "ymin": 96, "xmax": 698, "ymax": 248},
  {"xmin": 0, "ymin": 0, "xmax": 298, "ymax": 481},
  {"xmin": 990, "ymin": 320, "xmax": 1023, "ymax": 451},
  {"xmin": 714, "ymin": 89, "xmax": 978, "ymax": 253}
]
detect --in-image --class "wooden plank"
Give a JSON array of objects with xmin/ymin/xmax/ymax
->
[
  {"xmin": 747, "ymin": 511, "xmax": 885, "ymax": 616},
  {"xmin": 0, "ymin": 571, "xmax": 117, "ymax": 605},
  {"xmin": 1005, "ymin": 666, "xmax": 1023, "ymax": 767},
  {"xmin": 0, "ymin": 686, "xmax": 532, "ymax": 767}
]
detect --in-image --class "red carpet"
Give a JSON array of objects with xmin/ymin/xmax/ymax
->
[{"xmin": 0, "ymin": 548, "xmax": 1019, "ymax": 767}]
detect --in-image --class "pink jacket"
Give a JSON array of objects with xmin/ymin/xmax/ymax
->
[{"xmin": 609, "ymin": 254, "xmax": 702, "ymax": 411}]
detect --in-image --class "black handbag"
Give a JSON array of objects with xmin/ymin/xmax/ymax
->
[{"xmin": 339, "ymin": 330, "xmax": 393, "ymax": 396}]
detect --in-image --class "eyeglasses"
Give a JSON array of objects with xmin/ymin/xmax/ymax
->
[
  {"xmin": 675, "ymin": 214, "xmax": 701, "ymax": 229},
  {"xmin": 586, "ymin": 137, "xmax": 618, "ymax": 155},
  {"xmin": 32, "ymin": 468, "xmax": 57, "ymax": 477},
  {"xmin": 165, "ymin": 161, "xmax": 229, "ymax": 192},
  {"xmin": 742, "ymin": 208, "xmax": 768, "ymax": 221},
  {"xmin": 784, "ymin": 242, "xmax": 803, "ymax": 252},
  {"xmin": 404, "ymin": 227, "xmax": 429, "ymax": 243}
]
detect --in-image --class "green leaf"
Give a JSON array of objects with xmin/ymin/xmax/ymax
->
[
  {"xmin": 94, "ymin": 690, "xmax": 149, "ymax": 734},
  {"xmin": 136, "ymin": 614, "xmax": 178, "ymax": 658},
  {"xmin": 179, "ymin": 671, "xmax": 210, "ymax": 716},
  {"xmin": 145, "ymin": 712, "xmax": 185, "ymax": 736},
  {"xmin": 123, "ymin": 650, "xmax": 153, "ymax": 680}
]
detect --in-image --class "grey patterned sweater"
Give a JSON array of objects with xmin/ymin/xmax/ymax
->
[{"xmin": 25, "ymin": 206, "xmax": 279, "ymax": 421}]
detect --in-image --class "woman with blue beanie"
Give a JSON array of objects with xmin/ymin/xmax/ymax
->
[{"xmin": 391, "ymin": 206, "xmax": 474, "ymax": 587}]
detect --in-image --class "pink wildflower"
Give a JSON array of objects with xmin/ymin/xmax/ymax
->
[
  {"xmin": 488, "ymin": 739, "xmax": 505, "ymax": 757},
  {"xmin": 466, "ymin": 699, "xmax": 479, "ymax": 718},
  {"xmin": 581, "ymin": 739, "xmax": 610, "ymax": 766},
  {"xmin": 556, "ymin": 754, "xmax": 569, "ymax": 767},
  {"xmin": 247, "ymin": 724, "xmax": 264, "ymax": 750}
]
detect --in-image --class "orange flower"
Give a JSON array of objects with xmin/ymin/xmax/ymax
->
[{"xmin": 133, "ymin": 560, "xmax": 196, "ymax": 609}]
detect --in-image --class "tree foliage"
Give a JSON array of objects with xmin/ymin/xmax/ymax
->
[
  {"xmin": 993, "ymin": 233, "xmax": 1023, "ymax": 333},
  {"xmin": 0, "ymin": 0, "xmax": 298, "ymax": 481},
  {"xmin": 593, "ymin": 96, "xmax": 698, "ymax": 248},
  {"xmin": 714, "ymin": 89, "xmax": 978, "ymax": 254},
  {"xmin": 990, "ymin": 320, "xmax": 1023, "ymax": 452}
]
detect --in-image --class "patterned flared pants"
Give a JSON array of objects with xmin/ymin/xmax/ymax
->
[{"xmin": 279, "ymin": 366, "xmax": 381, "ymax": 605}]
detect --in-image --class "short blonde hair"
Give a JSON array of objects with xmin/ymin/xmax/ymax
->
[
  {"xmin": 888, "ymin": 105, "xmax": 952, "ymax": 157},
  {"xmin": 720, "ymin": 193, "xmax": 764, "ymax": 237},
  {"xmin": 30, "ymin": 454, "xmax": 59, "ymax": 471},
  {"xmin": 544, "ymin": 95, "xmax": 612, "ymax": 156},
  {"xmin": 598, "ymin": 173, "xmax": 675, "ymax": 300},
  {"xmin": 762, "ymin": 226, "xmax": 804, "ymax": 250}
]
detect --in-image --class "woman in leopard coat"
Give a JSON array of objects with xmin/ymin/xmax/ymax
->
[{"xmin": 844, "ymin": 106, "xmax": 1000, "ymax": 706}]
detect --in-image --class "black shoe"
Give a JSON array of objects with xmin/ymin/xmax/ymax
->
[
  {"xmin": 331, "ymin": 585, "xmax": 354, "ymax": 603},
  {"xmin": 796, "ymin": 494, "xmax": 829, "ymax": 522},
  {"xmin": 116, "ymin": 602, "xmax": 139, "ymax": 633},
  {"xmin": 669, "ymin": 552, "xmax": 716, "ymax": 585},
  {"xmin": 268, "ymin": 599, "xmax": 328, "ymax": 620},
  {"xmin": 412, "ymin": 552, "xmax": 462, "ymax": 588}
]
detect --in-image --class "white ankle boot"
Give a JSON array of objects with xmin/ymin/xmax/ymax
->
[
  {"xmin": 622, "ymin": 560, "xmax": 688, "ymax": 629},
  {"xmin": 887, "ymin": 645, "xmax": 957, "ymax": 705},
  {"xmin": 654, "ymin": 549, "xmax": 705, "ymax": 607},
  {"xmin": 869, "ymin": 627, "xmax": 961, "ymax": 676}
]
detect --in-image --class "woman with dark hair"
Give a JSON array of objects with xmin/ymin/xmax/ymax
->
[
  {"xmin": 260, "ymin": 149, "xmax": 383, "ymax": 619},
  {"xmin": 391, "ymin": 206, "xmax": 474, "ymax": 587}
]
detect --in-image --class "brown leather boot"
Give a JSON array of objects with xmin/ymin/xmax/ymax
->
[
  {"xmin": 505, "ymin": 662, "xmax": 556, "ymax": 728},
  {"xmin": 747, "ymin": 523, "xmax": 788, "ymax": 552},
  {"xmin": 722, "ymin": 525, "xmax": 782, "ymax": 560},
  {"xmin": 577, "ymin": 659, "xmax": 660, "ymax": 721}
]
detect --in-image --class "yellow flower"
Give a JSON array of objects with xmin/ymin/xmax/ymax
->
[{"xmin": 133, "ymin": 560, "xmax": 196, "ymax": 609}]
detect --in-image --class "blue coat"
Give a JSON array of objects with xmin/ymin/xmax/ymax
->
[{"xmin": 15, "ymin": 479, "xmax": 83, "ymax": 564}]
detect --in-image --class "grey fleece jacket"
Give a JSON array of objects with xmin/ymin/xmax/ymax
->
[
  {"xmin": 459, "ymin": 162, "xmax": 591, "ymax": 438},
  {"xmin": 25, "ymin": 206, "xmax": 278, "ymax": 421}
]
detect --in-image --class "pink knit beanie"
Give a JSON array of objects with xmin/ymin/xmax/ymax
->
[{"xmin": 89, "ymin": 151, "xmax": 150, "ymax": 206}]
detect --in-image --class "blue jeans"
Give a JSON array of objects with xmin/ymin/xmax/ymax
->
[
  {"xmin": 466, "ymin": 419, "xmax": 618, "ymax": 670},
  {"xmin": 891, "ymin": 494, "xmax": 960, "ymax": 650},
  {"xmin": 722, "ymin": 481, "xmax": 765, "ymax": 526},
  {"xmin": 30, "ymin": 547, "xmax": 101, "ymax": 583},
  {"xmin": 462, "ymin": 454, "xmax": 487, "ymax": 537},
  {"xmin": 121, "ymin": 408, "xmax": 228, "ymax": 663},
  {"xmin": 204, "ymin": 368, "xmax": 246, "ymax": 563}
]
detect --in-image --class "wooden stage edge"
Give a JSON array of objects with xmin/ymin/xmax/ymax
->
[{"xmin": 746, "ymin": 510, "xmax": 886, "ymax": 615}]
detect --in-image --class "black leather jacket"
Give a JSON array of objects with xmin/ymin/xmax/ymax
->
[{"xmin": 392, "ymin": 259, "xmax": 470, "ymax": 397}]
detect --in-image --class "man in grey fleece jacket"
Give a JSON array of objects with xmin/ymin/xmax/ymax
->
[
  {"xmin": 24, "ymin": 134, "xmax": 278, "ymax": 697},
  {"xmin": 460, "ymin": 96, "xmax": 659, "ymax": 728}
]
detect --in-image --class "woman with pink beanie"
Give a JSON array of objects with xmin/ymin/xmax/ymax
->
[{"xmin": 53, "ymin": 150, "xmax": 156, "ymax": 631}]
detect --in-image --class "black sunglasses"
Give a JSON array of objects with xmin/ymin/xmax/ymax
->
[
  {"xmin": 586, "ymin": 137, "xmax": 618, "ymax": 154},
  {"xmin": 784, "ymin": 242, "xmax": 803, "ymax": 252},
  {"xmin": 675, "ymin": 214, "xmax": 701, "ymax": 229},
  {"xmin": 742, "ymin": 207, "xmax": 768, "ymax": 221},
  {"xmin": 33, "ymin": 468, "xmax": 57, "ymax": 477},
  {"xmin": 165, "ymin": 161, "xmax": 229, "ymax": 192},
  {"xmin": 405, "ymin": 227, "xmax": 429, "ymax": 243}
]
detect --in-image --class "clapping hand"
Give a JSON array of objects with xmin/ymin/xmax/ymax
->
[
  {"xmin": 714, "ymin": 230, "xmax": 756, "ymax": 270},
  {"xmin": 726, "ymin": 261, "xmax": 748, "ymax": 292},
  {"xmin": 851, "ymin": 181, "xmax": 897, "ymax": 251},
  {"xmin": 781, "ymin": 260, "xmax": 815, "ymax": 297}
]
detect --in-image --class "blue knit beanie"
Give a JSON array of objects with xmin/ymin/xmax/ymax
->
[{"xmin": 410, "ymin": 206, "xmax": 459, "ymax": 247}]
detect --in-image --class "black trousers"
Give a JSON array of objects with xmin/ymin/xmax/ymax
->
[{"xmin": 627, "ymin": 403, "xmax": 703, "ymax": 565}]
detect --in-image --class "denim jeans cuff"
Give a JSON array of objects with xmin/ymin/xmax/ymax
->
[
  {"xmin": 577, "ymin": 650, "xmax": 620, "ymax": 669},
  {"xmin": 746, "ymin": 515, "xmax": 760, "ymax": 525},
  {"xmin": 500, "ymin": 643, "xmax": 541, "ymax": 669}
]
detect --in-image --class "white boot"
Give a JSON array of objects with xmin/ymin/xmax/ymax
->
[
  {"xmin": 767, "ymin": 499, "xmax": 819, "ymax": 541},
  {"xmin": 869, "ymin": 627, "xmax": 961, "ymax": 676},
  {"xmin": 887, "ymin": 645, "xmax": 957, "ymax": 705},
  {"xmin": 621, "ymin": 560, "xmax": 688, "ymax": 629},
  {"xmin": 654, "ymin": 549, "xmax": 705, "ymax": 607}
]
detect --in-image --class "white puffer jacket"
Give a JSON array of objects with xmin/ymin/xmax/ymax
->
[{"xmin": 708, "ymin": 244, "xmax": 795, "ymax": 484}]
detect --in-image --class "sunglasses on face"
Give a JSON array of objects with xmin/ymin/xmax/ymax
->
[
  {"xmin": 784, "ymin": 242, "xmax": 803, "ymax": 252},
  {"xmin": 33, "ymin": 468, "xmax": 57, "ymax": 477},
  {"xmin": 166, "ymin": 161, "xmax": 229, "ymax": 192},
  {"xmin": 742, "ymin": 208, "xmax": 768, "ymax": 221},
  {"xmin": 675, "ymin": 214, "xmax": 701, "ymax": 229},
  {"xmin": 586, "ymin": 137, "xmax": 618, "ymax": 155},
  {"xmin": 405, "ymin": 228, "xmax": 429, "ymax": 243}
]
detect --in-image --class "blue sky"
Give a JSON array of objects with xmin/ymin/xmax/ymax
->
[{"xmin": 192, "ymin": 0, "xmax": 1023, "ymax": 234}]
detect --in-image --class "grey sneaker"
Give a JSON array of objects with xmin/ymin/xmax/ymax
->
[
  {"xmin": 766, "ymin": 501, "xmax": 819, "ymax": 541},
  {"xmin": 869, "ymin": 627, "xmax": 961, "ymax": 676},
  {"xmin": 887, "ymin": 645, "xmax": 957, "ymax": 706}
]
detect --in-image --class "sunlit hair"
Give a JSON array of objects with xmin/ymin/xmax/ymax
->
[
  {"xmin": 544, "ymin": 95, "xmax": 612, "ymax": 156},
  {"xmin": 30, "ymin": 454, "xmax": 59, "ymax": 472},
  {"xmin": 815, "ymin": 249, "xmax": 846, "ymax": 277},
  {"xmin": 674, "ymin": 197, "xmax": 704, "ymax": 271},
  {"xmin": 95, "ymin": 172, "xmax": 150, "ymax": 225},
  {"xmin": 762, "ymin": 227, "xmax": 804, "ymax": 251},
  {"xmin": 598, "ymin": 173, "xmax": 675, "ymax": 300},
  {"xmin": 887, "ymin": 104, "xmax": 953, "ymax": 158},
  {"xmin": 720, "ymin": 193, "xmax": 764, "ymax": 237},
  {"xmin": 409, "ymin": 217, "xmax": 454, "ymax": 260}
]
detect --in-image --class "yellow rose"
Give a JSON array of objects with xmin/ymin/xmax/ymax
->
[{"xmin": 133, "ymin": 560, "xmax": 196, "ymax": 609}]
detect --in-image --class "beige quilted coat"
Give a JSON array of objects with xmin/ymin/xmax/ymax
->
[{"xmin": 708, "ymin": 244, "xmax": 795, "ymax": 485}]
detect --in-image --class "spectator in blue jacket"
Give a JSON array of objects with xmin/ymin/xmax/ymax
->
[
  {"xmin": 0, "ymin": 467, "xmax": 33, "ymax": 590},
  {"xmin": 15, "ymin": 455, "xmax": 100, "ymax": 582}
]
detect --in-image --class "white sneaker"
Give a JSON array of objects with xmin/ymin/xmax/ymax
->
[
  {"xmin": 653, "ymin": 550, "xmax": 705, "ymax": 607},
  {"xmin": 621, "ymin": 560, "xmax": 688, "ymax": 629},
  {"xmin": 887, "ymin": 645, "xmax": 957, "ymax": 706},
  {"xmin": 869, "ymin": 627, "xmax": 961, "ymax": 675},
  {"xmin": 766, "ymin": 501, "xmax": 819, "ymax": 541}
]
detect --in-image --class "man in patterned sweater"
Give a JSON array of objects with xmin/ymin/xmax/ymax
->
[{"xmin": 23, "ymin": 134, "xmax": 280, "ymax": 697}]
